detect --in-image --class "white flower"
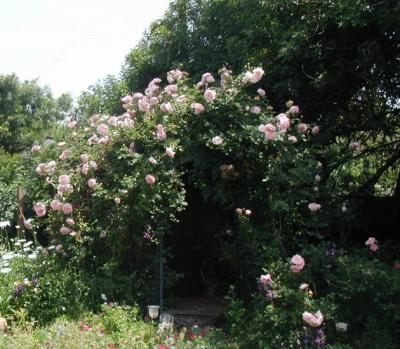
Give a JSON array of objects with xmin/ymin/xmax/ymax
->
[
  {"xmin": 336, "ymin": 322, "xmax": 348, "ymax": 332},
  {"xmin": 0, "ymin": 221, "xmax": 10, "ymax": 228}
]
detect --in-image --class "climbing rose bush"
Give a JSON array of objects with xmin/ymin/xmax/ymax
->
[{"xmin": 24, "ymin": 67, "xmax": 322, "ymax": 304}]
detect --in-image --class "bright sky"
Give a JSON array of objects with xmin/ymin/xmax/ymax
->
[{"xmin": 0, "ymin": 0, "xmax": 171, "ymax": 98}]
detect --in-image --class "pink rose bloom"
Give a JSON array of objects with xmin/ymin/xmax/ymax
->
[
  {"xmin": 88, "ymin": 134, "xmax": 98, "ymax": 145},
  {"xmin": 235, "ymin": 208, "xmax": 243, "ymax": 214},
  {"xmin": 31, "ymin": 145, "xmax": 41, "ymax": 152},
  {"xmin": 164, "ymin": 84, "xmax": 178, "ymax": 95},
  {"xmin": 165, "ymin": 147, "xmax": 176, "ymax": 158},
  {"xmin": 297, "ymin": 123, "xmax": 308, "ymax": 133},
  {"xmin": 244, "ymin": 209, "xmax": 252, "ymax": 216},
  {"xmin": 121, "ymin": 95, "xmax": 133, "ymax": 104},
  {"xmin": 36, "ymin": 163, "xmax": 48, "ymax": 176},
  {"xmin": 97, "ymin": 123, "xmax": 109, "ymax": 135},
  {"xmin": 247, "ymin": 67, "xmax": 265, "ymax": 83},
  {"xmin": 149, "ymin": 96, "xmax": 159, "ymax": 106},
  {"xmin": 145, "ymin": 174, "xmax": 156, "ymax": 185},
  {"xmin": 80, "ymin": 154, "xmax": 89, "ymax": 163},
  {"xmin": 160, "ymin": 102, "xmax": 173, "ymax": 113},
  {"xmin": 212, "ymin": 136, "xmax": 223, "ymax": 145},
  {"xmin": 23, "ymin": 219, "xmax": 33, "ymax": 230},
  {"xmin": 263, "ymin": 123, "xmax": 277, "ymax": 140},
  {"xmin": 290, "ymin": 254, "xmax": 305, "ymax": 273},
  {"xmin": 201, "ymin": 72, "xmax": 215, "ymax": 84},
  {"xmin": 50, "ymin": 199, "xmax": 62, "ymax": 211},
  {"xmin": 277, "ymin": 113, "xmax": 290, "ymax": 130},
  {"xmin": 257, "ymin": 88, "xmax": 266, "ymax": 97},
  {"xmin": 138, "ymin": 99, "xmax": 150, "ymax": 112},
  {"xmin": 82, "ymin": 163, "xmax": 90, "ymax": 175},
  {"xmin": 60, "ymin": 226, "xmax": 71, "ymax": 235},
  {"xmin": 59, "ymin": 149, "xmax": 71, "ymax": 160},
  {"xmin": 156, "ymin": 124, "xmax": 167, "ymax": 140},
  {"xmin": 87, "ymin": 178, "xmax": 97, "ymax": 188},
  {"xmin": 312, "ymin": 125, "xmax": 320, "ymax": 135},
  {"xmin": 58, "ymin": 175, "xmax": 70, "ymax": 185},
  {"xmin": 288, "ymin": 105, "xmax": 300, "ymax": 114},
  {"xmin": 107, "ymin": 116, "xmax": 118, "ymax": 126},
  {"xmin": 55, "ymin": 244, "xmax": 63, "ymax": 253},
  {"xmin": 303, "ymin": 311, "xmax": 324, "ymax": 327},
  {"xmin": 62, "ymin": 203, "xmax": 73, "ymax": 215},
  {"xmin": 98, "ymin": 136, "xmax": 109, "ymax": 145},
  {"xmin": 66, "ymin": 218, "xmax": 75, "ymax": 226},
  {"xmin": 370, "ymin": 243, "xmax": 378, "ymax": 252},
  {"xmin": 34, "ymin": 202, "xmax": 46, "ymax": 217},
  {"xmin": 260, "ymin": 274, "xmax": 272, "ymax": 285},
  {"xmin": 57, "ymin": 184, "xmax": 73, "ymax": 196},
  {"xmin": 365, "ymin": 237, "xmax": 376, "ymax": 246},
  {"xmin": 133, "ymin": 92, "xmax": 144, "ymax": 99},
  {"xmin": 149, "ymin": 156, "xmax": 157, "ymax": 165},
  {"xmin": 288, "ymin": 135, "xmax": 297, "ymax": 143},
  {"xmin": 167, "ymin": 69, "xmax": 183, "ymax": 83},
  {"xmin": 114, "ymin": 197, "xmax": 121, "ymax": 204},
  {"xmin": 299, "ymin": 283, "xmax": 309, "ymax": 291},
  {"xmin": 250, "ymin": 106, "xmax": 261, "ymax": 114},
  {"xmin": 90, "ymin": 114, "xmax": 101, "ymax": 124},
  {"xmin": 191, "ymin": 103, "xmax": 205, "ymax": 115},
  {"xmin": 258, "ymin": 124, "xmax": 267, "ymax": 133},
  {"xmin": 308, "ymin": 202, "xmax": 321, "ymax": 212},
  {"xmin": 315, "ymin": 174, "xmax": 321, "ymax": 182},
  {"xmin": 89, "ymin": 161, "xmax": 97, "ymax": 170},
  {"xmin": 204, "ymin": 89, "xmax": 217, "ymax": 102}
]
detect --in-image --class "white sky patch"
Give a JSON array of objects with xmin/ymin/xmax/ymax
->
[{"xmin": 0, "ymin": 0, "xmax": 171, "ymax": 98}]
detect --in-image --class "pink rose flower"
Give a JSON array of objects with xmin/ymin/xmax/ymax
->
[
  {"xmin": 58, "ymin": 175, "xmax": 70, "ymax": 186},
  {"xmin": 133, "ymin": 92, "xmax": 143, "ymax": 99},
  {"xmin": 31, "ymin": 145, "xmax": 41, "ymax": 153},
  {"xmin": 288, "ymin": 105, "xmax": 300, "ymax": 114},
  {"xmin": 60, "ymin": 226, "xmax": 71, "ymax": 235},
  {"xmin": 156, "ymin": 124, "xmax": 167, "ymax": 140},
  {"xmin": 244, "ymin": 209, "xmax": 252, "ymax": 216},
  {"xmin": 290, "ymin": 254, "xmax": 305, "ymax": 273},
  {"xmin": 303, "ymin": 311, "xmax": 324, "ymax": 327},
  {"xmin": 288, "ymin": 135, "xmax": 297, "ymax": 143},
  {"xmin": 59, "ymin": 149, "xmax": 71, "ymax": 160},
  {"xmin": 50, "ymin": 199, "xmax": 62, "ymax": 211},
  {"xmin": 312, "ymin": 125, "xmax": 320, "ymax": 135},
  {"xmin": 277, "ymin": 113, "xmax": 290, "ymax": 130},
  {"xmin": 191, "ymin": 103, "xmax": 205, "ymax": 115},
  {"xmin": 257, "ymin": 88, "xmax": 266, "ymax": 97},
  {"xmin": 299, "ymin": 283, "xmax": 309, "ymax": 291},
  {"xmin": 160, "ymin": 102, "xmax": 173, "ymax": 113},
  {"xmin": 66, "ymin": 218, "xmax": 75, "ymax": 226},
  {"xmin": 97, "ymin": 123, "xmax": 109, "ymax": 135},
  {"xmin": 114, "ymin": 197, "xmax": 121, "ymax": 204},
  {"xmin": 349, "ymin": 141, "xmax": 361, "ymax": 152},
  {"xmin": 121, "ymin": 95, "xmax": 133, "ymax": 104},
  {"xmin": 263, "ymin": 123, "xmax": 277, "ymax": 140},
  {"xmin": 201, "ymin": 72, "xmax": 215, "ymax": 84},
  {"xmin": 308, "ymin": 202, "xmax": 321, "ymax": 212},
  {"xmin": 34, "ymin": 202, "xmax": 46, "ymax": 217},
  {"xmin": 88, "ymin": 135, "xmax": 98, "ymax": 145},
  {"xmin": 235, "ymin": 208, "xmax": 243, "ymax": 214},
  {"xmin": 164, "ymin": 84, "xmax": 178, "ymax": 95},
  {"xmin": 250, "ymin": 106, "xmax": 261, "ymax": 114},
  {"xmin": 87, "ymin": 178, "xmax": 97, "ymax": 188},
  {"xmin": 55, "ymin": 244, "xmax": 63, "ymax": 253},
  {"xmin": 62, "ymin": 203, "xmax": 73, "ymax": 215},
  {"xmin": 145, "ymin": 174, "xmax": 156, "ymax": 185},
  {"xmin": 315, "ymin": 174, "xmax": 321, "ymax": 182},
  {"xmin": 165, "ymin": 147, "xmax": 176, "ymax": 158},
  {"xmin": 138, "ymin": 99, "xmax": 150, "ymax": 112},
  {"xmin": 149, "ymin": 156, "xmax": 157, "ymax": 165},
  {"xmin": 365, "ymin": 237, "xmax": 376, "ymax": 246},
  {"xmin": 204, "ymin": 89, "xmax": 217, "ymax": 102},
  {"xmin": 212, "ymin": 136, "xmax": 223, "ymax": 145},
  {"xmin": 260, "ymin": 274, "xmax": 272, "ymax": 285},
  {"xmin": 370, "ymin": 243, "xmax": 378, "ymax": 252},
  {"xmin": 36, "ymin": 163, "xmax": 48, "ymax": 176},
  {"xmin": 23, "ymin": 219, "xmax": 33, "ymax": 230},
  {"xmin": 297, "ymin": 123, "xmax": 308, "ymax": 133},
  {"xmin": 82, "ymin": 163, "xmax": 90, "ymax": 175}
]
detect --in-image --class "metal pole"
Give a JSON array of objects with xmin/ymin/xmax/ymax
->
[{"xmin": 159, "ymin": 235, "xmax": 164, "ymax": 313}]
